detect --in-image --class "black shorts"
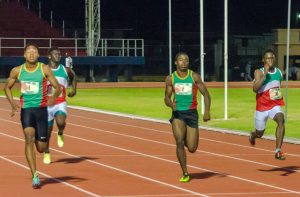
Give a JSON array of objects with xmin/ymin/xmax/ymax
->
[
  {"xmin": 21, "ymin": 107, "xmax": 48, "ymax": 142},
  {"xmin": 169, "ymin": 109, "xmax": 199, "ymax": 128}
]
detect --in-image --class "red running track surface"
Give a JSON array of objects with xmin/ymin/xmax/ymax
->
[{"xmin": 0, "ymin": 98, "xmax": 299, "ymax": 197}]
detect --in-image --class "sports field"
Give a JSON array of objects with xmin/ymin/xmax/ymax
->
[{"xmin": 1, "ymin": 82, "xmax": 299, "ymax": 139}]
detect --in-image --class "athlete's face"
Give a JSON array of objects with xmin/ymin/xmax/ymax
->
[
  {"xmin": 24, "ymin": 45, "xmax": 39, "ymax": 64},
  {"xmin": 175, "ymin": 54, "xmax": 189, "ymax": 72},
  {"xmin": 49, "ymin": 50, "xmax": 61, "ymax": 64},
  {"xmin": 262, "ymin": 52, "xmax": 276, "ymax": 69}
]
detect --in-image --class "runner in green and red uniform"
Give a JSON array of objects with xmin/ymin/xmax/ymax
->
[
  {"xmin": 43, "ymin": 46, "xmax": 77, "ymax": 164},
  {"xmin": 165, "ymin": 52, "xmax": 211, "ymax": 182},
  {"xmin": 249, "ymin": 49, "xmax": 286, "ymax": 160},
  {"xmin": 4, "ymin": 43, "xmax": 61, "ymax": 188}
]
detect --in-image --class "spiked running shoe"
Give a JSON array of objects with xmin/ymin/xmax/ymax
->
[
  {"xmin": 249, "ymin": 132, "xmax": 256, "ymax": 146},
  {"xmin": 57, "ymin": 134, "xmax": 64, "ymax": 148},
  {"xmin": 275, "ymin": 151, "xmax": 286, "ymax": 160},
  {"xmin": 32, "ymin": 172, "xmax": 41, "ymax": 189},
  {"xmin": 179, "ymin": 173, "xmax": 190, "ymax": 183},
  {"xmin": 43, "ymin": 152, "xmax": 51, "ymax": 164}
]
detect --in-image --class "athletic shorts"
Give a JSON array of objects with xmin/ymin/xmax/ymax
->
[
  {"xmin": 169, "ymin": 109, "xmax": 199, "ymax": 128},
  {"xmin": 47, "ymin": 101, "xmax": 67, "ymax": 124},
  {"xmin": 20, "ymin": 107, "xmax": 48, "ymax": 142},
  {"xmin": 255, "ymin": 105, "xmax": 284, "ymax": 131}
]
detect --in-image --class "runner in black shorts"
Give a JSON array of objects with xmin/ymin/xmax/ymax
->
[
  {"xmin": 4, "ymin": 43, "xmax": 60, "ymax": 188},
  {"xmin": 170, "ymin": 109, "xmax": 199, "ymax": 128},
  {"xmin": 165, "ymin": 52, "xmax": 211, "ymax": 183},
  {"xmin": 21, "ymin": 107, "xmax": 48, "ymax": 142}
]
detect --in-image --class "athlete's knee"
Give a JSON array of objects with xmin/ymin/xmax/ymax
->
[
  {"xmin": 255, "ymin": 130, "xmax": 264, "ymax": 138},
  {"xmin": 176, "ymin": 140, "xmax": 185, "ymax": 149},
  {"xmin": 187, "ymin": 145, "xmax": 197, "ymax": 153},
  {"xmin": 35, "ymin": 141, "xmax": 47, "ymax": 153}
]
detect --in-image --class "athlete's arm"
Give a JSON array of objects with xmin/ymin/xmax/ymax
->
[
  {"xmin": 164, "ymin": 75, "xmax": 176, "ymax": 111},
  {"xmin": 193, "ymin": 72, "xmax": 211, "ymax": 122},
  {"xmin": 4, "ymin": 66, "xmax": 20, "ymax": 117},
  {"xmin": 253, "ymin": 68, "xmax": 267, "ymax": 93},
  {"xmin": 43, "ymin": 64, "xmax": 61, "ymax": 106},
  {"xmin": 66, "ymin": 68, "xmax": 77, "ymax": 97}
]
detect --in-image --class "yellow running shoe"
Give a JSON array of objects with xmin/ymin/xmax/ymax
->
[
  {"xmin": 179, "ymin": 173, "xmax": 190, "ymax": 183},
  {"xmin": 43, "ymin": 153, "xmax": 51, "ymax": 164},
  {"xmin": 57, "ymin": 134, "xmax": 64, "ymax": 148}
]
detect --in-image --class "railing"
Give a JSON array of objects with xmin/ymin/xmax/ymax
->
[{"xmin": 0, "ymin": 37, "xmax": 144, "ymax": 57}]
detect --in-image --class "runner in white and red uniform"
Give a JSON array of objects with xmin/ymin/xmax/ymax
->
[
  {"xmin": 249, "ymin": 49, "xmax": 286, "ymax": 160},
  {"xmin": 43, "ymin": 47, "xmax": 77, "ymax": 164}
]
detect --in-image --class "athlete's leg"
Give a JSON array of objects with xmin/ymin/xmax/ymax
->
[
  {"xmin": 55, "ymin": 114, "xmax": 66, "ymax": 135},
  {"xmin": 45, "ymin": 123, "xmax": 54, "ymax": 153},
  {"xmin": 249, "ymin": 110, "xmax": 267, "ymax": 145},
  {"xmin": 273, "ymin": 113, "xmax": 285, "ymax": 150},
  {"xmin": 23, "ymin": 127, "xmax": 37, "ymax": 177},
  {"xmin": 185, "ymin": 126, "xmax": 199, "ymax": 153},
  {"xmin": 55, "ymin": 113, "xmax": 66, "ymax": 147},
  {"xmin": 171, "ymin": 119, "xmax": 188, "ymax": 175}
]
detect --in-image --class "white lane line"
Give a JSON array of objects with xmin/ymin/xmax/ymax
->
[
  {"xmin": 1, "ymin": 116, "xmax": 300, "ymax": 175},
  {"xmin": 66, "ymin": 110, "xmax": 300, "ymax": 156},
  {"xmin": 0, "ymin": 155, "xmax": 100, "ymax": 197},
  {"xmin": 0, "ymin": 118, "xmax": 300, "ymax": 194},
  {"xmin": 67, "ymin": 105, "xmax": 300, "ymax": 145},
  {"xmin": 102, "ymin": 191, "xmax": 295, "ymax": 197},
  {"xmin": 0, "ymin": 132, "xmax": 209, "ymax": 197},
  {"xmin": 0, "ymin": 106, "xmax": 299, "ymax": 157}
]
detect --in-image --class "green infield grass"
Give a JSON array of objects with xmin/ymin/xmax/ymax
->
[{"xmin": 2, "ymin": 87, "xmax": 299, "ymax": 139}]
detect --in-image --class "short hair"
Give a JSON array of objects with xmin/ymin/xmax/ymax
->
[
  {"xmin": 24, "ymin": 42, "xmax": 39, "ymax": 51},
  {"xmin": 263, "ymin": 49, "xmax": 275, "ymax": 58},
  {"xmin": 175, "ymin": 52, "xmax": 189, "ymax": 61},
  {"xmin": 48, "ymin": 46, "xmax": 60, "ymax": 55}
]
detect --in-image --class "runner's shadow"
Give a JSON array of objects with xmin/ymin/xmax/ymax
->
[
  {"xmin": 190, "ymin": 172, "xmax": 225, "ymax": 180},
  {"xmin": 258, "ymin": 166, "xmax": 300, "ymax": 176},
  {"xmin": 53, "ymin": 156, "xmax": 98, "ymax": 164},
  {"xmin": 41, "ymin": 176, "xmax": 87, "ymax": 186}
]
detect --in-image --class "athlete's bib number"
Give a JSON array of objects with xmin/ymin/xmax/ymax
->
[
  {"xmin": 21, "ymin": 81, "xmax": 39, "ymax": 94},
  {"xmin": 269, "ymin": 88, "xmax": 282, "ymax": 100},
  {"xmin": 174, "ymin": 83, "xmax": 192, "ymax": 95}
]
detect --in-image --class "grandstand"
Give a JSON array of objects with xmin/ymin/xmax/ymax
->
[{"xmin": 0, "ymin": 0, "xmax": 145, "ymax": 82}]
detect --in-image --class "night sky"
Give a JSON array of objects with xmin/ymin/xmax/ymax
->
[{"xmin": 44, "ymin": 0, "xmax": 299, "ymax": 41}]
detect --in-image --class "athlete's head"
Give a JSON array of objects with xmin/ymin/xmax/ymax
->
[
  {"xmin": 24, "ymin": 42, "xmax": 39, "ymax": 64},
  {"xmin": 48, "ymin": 46, "xmax": 61, "ymax": 64},
  {"xmin": 262, "ymin": 49, "xmax": 276, "ymax": 69},
  {"xmin": 175, "ymin": 52, "xmax": 189, "ymax": 72}
]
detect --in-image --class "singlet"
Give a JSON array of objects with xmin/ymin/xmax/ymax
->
[
  {"xmin": 47, "ymin": 64, "xmax": 68, "ymax": 104},
  {"xmin": 18, "ymin": 62, "xmax": 47, "ymax": 109},
  {"xmin": 172, "ymin": 69, "xmax": 198, "ymax": 111},
  {"xmin": 256, "ymin": 67, "xmax": 285, "ymax": 111}
]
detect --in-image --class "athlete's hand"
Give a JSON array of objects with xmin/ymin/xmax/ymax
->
[
  {"xmin": 203, "ymin": 112, "xmax": 211, "ymax": 122},
  {"xmin": 11, "ymin": 102, "xmax": 20, "ymax": 117},
  {"xmin": 264, "ymin": 64, "xmax": 270, "ymax": 73},
  {"xmin": 68, "ymin": 89, "xmax": 76, "ymax": 97},
  {"xmin": 47, "ymin": 97, "xmax": 56, "ymax": 106}
]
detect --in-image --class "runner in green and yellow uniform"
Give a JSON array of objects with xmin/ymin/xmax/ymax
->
[
  {"xmin": 4, "ymin": 43, "xmax": 61, "ymax": 188},
  {"xmin": 165, "ymin": 52, "xmax": 211, "ymax": 182}
]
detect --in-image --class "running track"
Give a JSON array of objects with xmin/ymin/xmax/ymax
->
[{"xmin": 0, "ymin": 97, "xmax": 300, "ymax": 196}]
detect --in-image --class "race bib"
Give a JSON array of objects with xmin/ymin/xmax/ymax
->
[
  {"xmin": 21, "ymin": 81, "xmax": 39, "ymax": 94},
  {"xmin": 269, "ymin": 88, "xmax": 282, "ymax": 100},
  {"xmin": 174, "ymin": 83, "xmax": 192, "ymax": 95}
]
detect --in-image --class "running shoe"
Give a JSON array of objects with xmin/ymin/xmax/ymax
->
[
  {"xmin": 57, "ymin": 134, "xmax": 64, "ymax": 148},
  {"xmin": 32, "ymin": 172, "xmax": 41, "ymax": 189},
  {"xmin": 179, "ymin": 173, "xmax": 190, "ymax": 183},
  {"xmin": 43, "ymin": 152, "xmax": 51, "ymax": 164},
  {"xmin": 249, "ymin": 132, "xmax": 256, "ymax": 146},
  {"xmin": 275, "ymin": 151, "xmax": 286, "ymax": 160}
]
